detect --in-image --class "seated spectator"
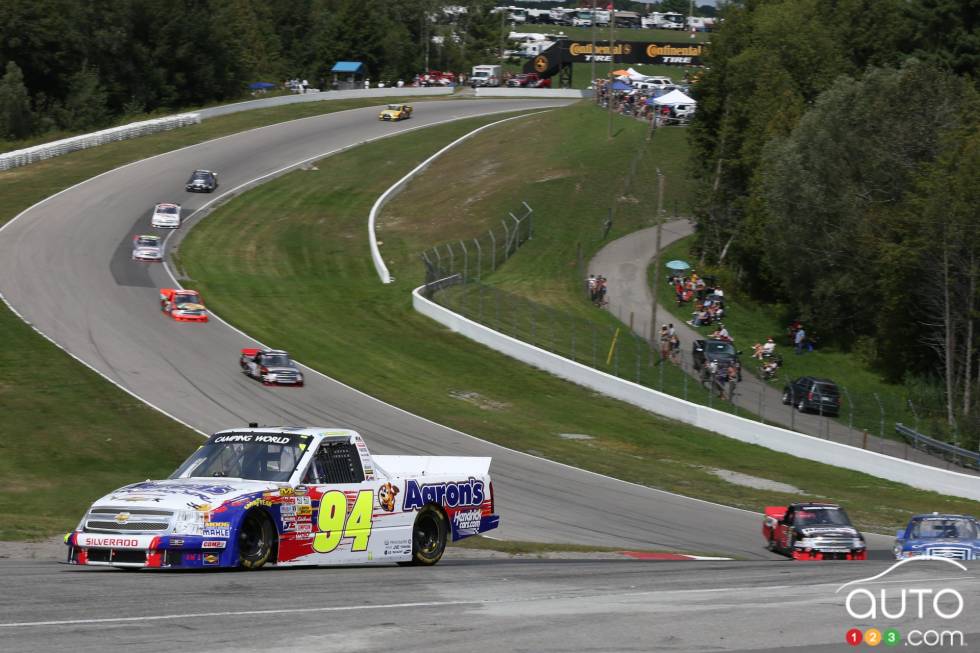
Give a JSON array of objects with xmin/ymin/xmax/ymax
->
[
  {"xmin": 751, "ymin": 342, "xmax": 764, "ymax": 360},
  {"xmin": 762, "ymin": 337, "xmax": 776, "ymax": 356},
  {"xmin": 712, "ymin": 323, "xmax": 731, "ymax": 341}
]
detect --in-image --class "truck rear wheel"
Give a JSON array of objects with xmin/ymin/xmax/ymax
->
[{"xmin": 404, "ymin": 505, "xmax": 447, "ymax": 566}]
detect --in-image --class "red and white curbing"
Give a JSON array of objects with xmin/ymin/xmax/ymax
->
[{"xmin": 621, "ymin": 551, "xmax": 732, "ymax": 561}]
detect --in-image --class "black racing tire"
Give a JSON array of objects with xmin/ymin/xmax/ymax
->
[
  {"xmin": 238, "ymin": 510, "xmax": 274, "ymax": 570},
  {"xmin": 403, "ymin": 505, "xmax": 448, "ymax": 566}
]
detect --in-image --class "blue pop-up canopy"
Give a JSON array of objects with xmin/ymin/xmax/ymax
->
[
  {"xmin": 610, "ymin": 80, "xmax": 633, "ymax": 91},
  {"xmin": 331, "ymin": 61, "xmax": 365, "ymax": 74}
]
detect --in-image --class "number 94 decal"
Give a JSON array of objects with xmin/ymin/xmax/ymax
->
[{"xmin": 312, "ymin": 490, "xmax": 374, "ymax": 553}]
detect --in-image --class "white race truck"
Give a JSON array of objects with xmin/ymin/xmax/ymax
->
[{"xmin": 66, "ymin": 426, "xmax": 500, "ymax": 570}]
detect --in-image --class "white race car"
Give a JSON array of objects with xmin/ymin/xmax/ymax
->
[
  {"xmin": 132, "ymin": 234, "xmax": 163, "ymax": 261},
  {"xmin": 65, "ymin": 426, "xmax": 499, "ymax": 570},
  {"xmin": 151, "ymin": 202, "xmax": 182, "ymax": 228}
]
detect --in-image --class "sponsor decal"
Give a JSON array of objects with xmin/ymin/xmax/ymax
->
[
  {"xmin": 82, "ymin": 537, "xmax": 140, "ymax": 548},
  {"xmin": 297, "ymin": 504, "xmax": 313, "ymax": 516},
  {"xmin": 279, "ymin": 487, "xmax": 295, "ymax": 497},
  {"xmin": 114, "ymin": 512, "xmax": 131, "ymax": 524},
  {"xmin": 170, "ymin": 538, "xmax": 184, "ymax": 547},
  {"xmin": 452, "ymin": 509, "xmax": 482, "ymax": 537},
  {"xmin": 534, "ymin": 55, "xmax": 548, "ymax": 72},
  {"xmin": 202, "ymin": 540, "xmax": 226, "ymax": 549},
  {"xmin": 402, "ymin": 478, "xmax": 484, "ymax": 512},
  {"xmin": 203, "ymin": 554, "xmax": 220, "ymax": 565},
  {"xmin": 245, "ymin": 498, "xmax": 273, "ymax": 510},
  {"xmin": 296, "ymin": 496, "xmax": 311, "ymax": 506},
  {"xmin": 203, "ymin": 527, "xmax": 231, "ymax": 538},
  {"xmin": 280, "ymin": 504, "xmax": 296, "ymax": 516},
  {"xmin": 213, "ymin": 434, "xmax": 291, "ymax": 445},
  {"xmin": 378, "ymin": 482, "xmax": 399, "ymax": 512},
  {"xmin": 205, "ymin": 521, "xmax": 230, "ymax": 528}
]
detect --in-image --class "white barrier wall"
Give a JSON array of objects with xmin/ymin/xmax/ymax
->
[
  {"xmin": 0, "ymin": 113, "xmax": 201, "ymax": 171},
  {"xmin": 413, "ymin": 286, "xmax": 980, "ymax": 502},
  {"xmin": 197, "ymin": 87, "xmax": 455, "ymax": 119},
  {"xmin": 475, "ymin": 88, "xmax": 592, "ymax": 99}
]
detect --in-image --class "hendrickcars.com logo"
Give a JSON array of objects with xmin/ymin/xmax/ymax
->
[{"xmin": 836, "ymin": 557, "xmax": 970, "ymax": 647}]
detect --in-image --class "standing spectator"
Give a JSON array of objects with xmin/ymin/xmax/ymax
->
[
  {"xmin": 725, "ymin": 361, "xmax": 738, "ymax": 400},
  {"xmin": 659, "ymin": 325, "xmax": 671, "ymax": 362},
  {"xmin": 586, "ymin": 274, "xmax": 597, "ymax": 302},
  {"xmin": 794, "ymin": 325, "xmax": 807, "ymax": 355},
  {"xmin": 669, "ymin": 333, "xmax": 681, "ymax": 364}
]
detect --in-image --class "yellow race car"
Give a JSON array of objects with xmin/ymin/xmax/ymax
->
[{"xmin": 378, "ymin": 103, "xmax": 413, "ymax": 121}]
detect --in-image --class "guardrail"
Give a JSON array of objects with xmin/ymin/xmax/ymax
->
[
  {"xmin": 413, "ymin": 282, "xmax": 980, "ymax": 502},
  {"xmin": 0, "ymin": 113, "xmax": 201, "ymax": 172},
  {"xmin": 896, "ymin": 423, "xmax": 980, "ymax": 471},
  {"xmin": 475, "ymin": 88, "xmax": 592, "ymax": 99}
]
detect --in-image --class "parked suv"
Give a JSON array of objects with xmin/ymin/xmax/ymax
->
[
  {"xmin": 692, "ymin": 338, "xmax": 742, "ymax": 381},
  {"xmin": 782, "ymin": 377, "xmax": 841, "ymax": 416}
]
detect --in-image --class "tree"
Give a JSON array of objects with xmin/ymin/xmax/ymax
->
[
  {"xmin": 59, "ymin": 63, "xmax": 109, "ymax": 131},
  {"xmin": 0, "ymin": 61, "xmax": 34, "ymax": 140}
]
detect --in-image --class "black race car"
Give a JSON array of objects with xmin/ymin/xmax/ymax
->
[
  {"xmin": 185, "ymin": 169, "xmax": 218, "ymax": 193},
  {"xmin": 692, "ymin": 338, "xmax": 742, "ymax": 381}
]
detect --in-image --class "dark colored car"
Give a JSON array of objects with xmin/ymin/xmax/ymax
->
[
  {"xmin": 782, "ymin": 376, "xmax": 840, "ymax": 416},
  {"xmin": 692, "ymin": 338, "xmax": 742, "ymax": 381},
  {"xmin": 185, "ymin": 169, "xmax": 218, "ymax": 193}
]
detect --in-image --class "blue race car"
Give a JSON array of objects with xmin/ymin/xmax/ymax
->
[{"xmin": 893, "ymin": 513, "xmax": 980, "ymax": 560}]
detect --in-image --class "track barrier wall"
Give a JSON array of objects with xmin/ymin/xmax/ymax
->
[{"xmin": 413, "ymin": 285, "xmax": 980, "ymax": 501}]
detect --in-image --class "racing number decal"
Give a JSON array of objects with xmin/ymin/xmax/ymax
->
[{"xmin": 312, "ymin": 490, "xmax": 373, "ymax": 553}]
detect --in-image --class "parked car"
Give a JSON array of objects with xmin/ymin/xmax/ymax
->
[
  {"xmin": 782, "ymin": 377, "xmax": 841, "ymax": 416},
  {"xmin": 763, "ymin": 502, "xmax": 867, "ymax": 560},
  {"xmin": 692, "ymin": 338, "xmax": 742, "ymax": 381},
  {"xmin": 893, "ymin": 513, "xmax": 980, "ymax": 560}
]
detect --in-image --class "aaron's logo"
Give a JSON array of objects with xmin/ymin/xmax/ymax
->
[{"xmin": 534, "ymin": 56, "xmax": 548, "ymax": 73}]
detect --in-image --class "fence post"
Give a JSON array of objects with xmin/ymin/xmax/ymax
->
[
  {"xmin": 501, "ymin": 220, "xmax": 511, "ymax": 261},
  {"xmin": 445, "ymin": 242, "xmax": 455, "ymax": 274},
  {"xmin": 473, "ymin": 238, "xmax": 482, "ymax": 281},
  {"xmin": 478, "ymin": 283, "xmax": 484, "ymax": 322},
  {"xmin": 873, "ymin": 392, "xmax": 885, "ymax": 442},
  {"xmin": 592, "ymin": 323, "xmax": 597, "ymax": 368},
  {"xmin": 489, "ymin": 228, "xmax": 497, "ymax": 271},
  {"xmin": 571, "ymin": 322, "xmax": 576, "ymax": 362},
  {"xmin": 842, "ymin": 386, "xmax": 855, "ymax": 446},
  {"xmin": 683, "ymin": 361, "xmax": 688, "ymax": 400},
  {"xmin": 522, "ymin": 201, "xmax": 534, "ymax": 239},
  {"xmin": 433, "ymin": 247, "xmax": 442, "ymax": 273}
]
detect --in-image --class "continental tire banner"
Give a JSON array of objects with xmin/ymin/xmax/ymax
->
[{"xmin": 533, "ymin": 41, "xmax": 703, "ymax": 73}]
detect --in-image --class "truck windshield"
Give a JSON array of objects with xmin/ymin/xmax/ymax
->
[
  {"xmin": 170, "ymin": 432, "xmax": 312, "ymax": 482},
  {"xmin": 911, "ymin": 518, "xmax": 978, "ymax": 539},
  {"xmin": 794, "ymin": 507, "xmax": 852, "ymax": 527}
]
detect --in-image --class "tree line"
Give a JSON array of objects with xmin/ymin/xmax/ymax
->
[
  {"xmin": 689, "ymin": 0, "xmax": 980, "ymax": 435},
  {"xmin": 0, "ymin": 0, "xmax": 503, "ymax": 144}
]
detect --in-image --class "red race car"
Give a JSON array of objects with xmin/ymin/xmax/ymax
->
[
  {"xmin": 763, "ymin": 502, "xmax": 867, "ymax": 560},
  {"xmin": 159, "ymin": 288, "xmax": 209, "ymax": 322}
]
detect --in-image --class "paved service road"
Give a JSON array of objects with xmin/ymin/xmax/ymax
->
[
  {"xmin": 591, "ymin": 220, "xmax": 976, "ymax": 475},
  {"xmin": 0, "ymin": 100, "xmax": 790, "ymax": 559}
]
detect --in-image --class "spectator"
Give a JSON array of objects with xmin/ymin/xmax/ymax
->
[
  {"xmin": 659, "ymin": 325, "xmax": 671, "ymax": 362},
  {"xmin": 594, "ymin": 276, "xmax": 608, "ymax": 307},
  {"xmin": 794, "ymin": 325, "xmax": 807, "ymax": 355},
  {"xmin": 586, "ymin": 274, "xmax": 597, "ymax": 302},
  {"xmin": 762, "ymin": 337, "xmax": 776, "ymax": 356},
  {"xmin": 725, "ymin": 361, "xmax": 739, "ymax": 399},
  {"xmin": 670, "ymin": 333, "xmax": 681, "ymax": 364},
  {"xmin": 751, "ymin": 342, "xmax": 764, "ymax": 360},
  {"xmin": 712, "ymin": 323, "xmax": 730, "ymax": 341}
]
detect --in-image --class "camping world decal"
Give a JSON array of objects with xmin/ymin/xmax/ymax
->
[{"xmin": 402, "ymin": 478, "xmax": 484, "ymax": 511}]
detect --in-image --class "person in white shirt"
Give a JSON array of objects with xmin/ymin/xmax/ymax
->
[{"xmin": 762, "ymin": 337, "xmax": 776, "ymax": 355}]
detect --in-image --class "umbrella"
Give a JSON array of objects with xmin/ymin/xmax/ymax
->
[
  {"xmin": 665, "ymin": 260, "xmax": 690, "ymax": 271},
  {"xmin": 249, "ymin": 82, "xmax": 276, "ymax": 90}
]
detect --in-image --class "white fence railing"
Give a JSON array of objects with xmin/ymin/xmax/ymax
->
[
  {"xmin": 413, "ymin": 285, "xmax": 980, "ymax": 502},
  {"xmin": 0, "ymin": 113, "xmax": 201, "ymax": 172},
  {"xmin": 475, "ymin": 88, "xmax": 592, "ymax": 99}
]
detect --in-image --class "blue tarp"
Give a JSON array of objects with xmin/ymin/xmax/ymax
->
[
  {"xmin": 249, "ymin": 82, "xmax": 276, "ymax": 90},
  {"xmin": 610, "ymin": 80, "xmax": 632, "ymax": 91},
  {"xmin": 331, "ymin": 61, "xmax": 365, "ymax": 74}
]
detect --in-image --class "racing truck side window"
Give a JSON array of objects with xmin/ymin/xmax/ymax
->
[{"xmin": 310, "ymin": 442, "xmax": 365, "ymax": 485}]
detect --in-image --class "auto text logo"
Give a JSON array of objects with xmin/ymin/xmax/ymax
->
[{"xmin": 836, "ymin": 557, "xmax": 970, "ymax": 648}]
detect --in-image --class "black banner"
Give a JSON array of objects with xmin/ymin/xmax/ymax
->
[{"xmin": 531, "ymin": 40, "xmax": 703, "ymax": 76}]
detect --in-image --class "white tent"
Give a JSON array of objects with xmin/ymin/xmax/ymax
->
[
  {"xmin": 653, "ymin": 89, "xmax": 696, "ymax": 106},
  {"xmin": 625, "ymin": 67, "xmax": 647, "ymax": 81}
]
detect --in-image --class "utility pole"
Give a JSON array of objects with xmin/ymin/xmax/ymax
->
[
  {"xmin": 590, "ymin": 0, "xmax": 597, "ymax": 97},
  {"xmin": 650, "ymin": 169, "xmax": 665, "ymax": 347},
  {"xmin": 499, "ymin": 9, "xmax": 506, "ymax": 66},
  {"xmin": 606, "ymin": 4, "xmax": 617, "ymax": 139}
]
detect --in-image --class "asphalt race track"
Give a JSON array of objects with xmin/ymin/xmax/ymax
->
[{"xmin": 0, "ymin": 98, "xmax": 907, "ymax": 651}]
